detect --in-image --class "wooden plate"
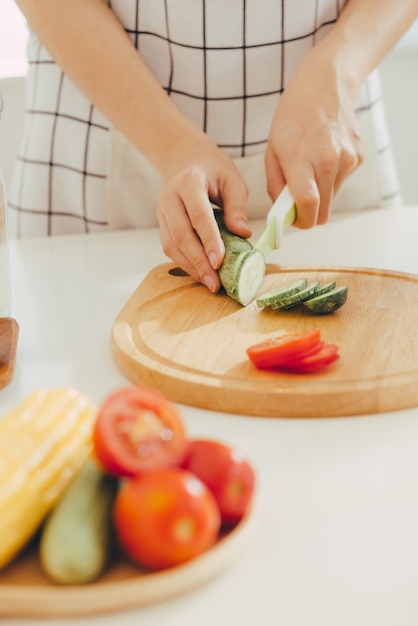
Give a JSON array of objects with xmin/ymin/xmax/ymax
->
[
  {"xmin": 0, "ymin": 508, "xmax": 256, "ymax": 618},
  {"xmin": 0, "ymin": 317, "xmax": 18, "ymax": 389},
  {"xmin": 111, "ymin": 263, "xmax": 418, "ymax": 418}
]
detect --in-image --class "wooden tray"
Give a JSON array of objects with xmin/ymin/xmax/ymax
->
[
  {"xmin": 0, "ymin": 508, "xmax": 256, "ymax": 617},
  {"xmin": 111, "ymin": 263, "xmax": 418, "ymax": 418},
  {"xmin": 0, "ymin": 317, "xmax": 18, "ymax": 389}
]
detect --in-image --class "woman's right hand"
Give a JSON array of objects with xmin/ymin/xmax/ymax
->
[{"xmin": 156, "ymin": 130, "xmax": 251, "ymax": 293}]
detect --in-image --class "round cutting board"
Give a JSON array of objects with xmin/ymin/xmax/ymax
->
[{"xmin": 111, "ymin": 263, "xmax": 418, "ymax": 418}]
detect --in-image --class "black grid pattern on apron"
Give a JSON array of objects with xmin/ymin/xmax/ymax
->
[{"xmin": 8, "ymin": 0, "xmax": 400, "ymax": 237}]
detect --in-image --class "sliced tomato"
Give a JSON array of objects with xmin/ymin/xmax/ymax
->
[
  {"xmin": 282, "ymin": 343, "xmax": 340, "ymax": 373},
  {"xmin": 93, "ymin": 385, "xmax": 188, "ymax": 478},
  {"xmin": 246, "ymin": 329, "xmax": 322, "ymax": 369}
]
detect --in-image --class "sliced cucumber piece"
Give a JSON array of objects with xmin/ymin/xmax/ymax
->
[
  {"xmin": 256, "ymin": 278, "xmax": 307, "ymax": 309},
  {"xmin": 312, "ymin": 281, "xmax": 336, "ymax": 297},
  {"xmin": 303, "ymin": 285, "xmax": 349, "ymax": 314},
  {"xmin": 281, "ymin": 281, "xmax": 321, "ymax": 309}
]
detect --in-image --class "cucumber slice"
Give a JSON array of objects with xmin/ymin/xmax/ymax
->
[
  {"xmin": 281, "ymin": 281, "xmax": 321, "ymax": 309},
  {"xmin": 303, "ymin": 285, "xmax": 348, "ymax": 314},
  {"xmin": 312, "ymin": 281, "xmax": 336, "ymax": 297},
  {"xmin": 256, "ymin": 278, "xmax": 307, "ymax": 309}
]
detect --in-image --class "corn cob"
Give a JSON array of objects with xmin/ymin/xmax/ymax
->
[{"xmin": 0, "ymin": 387, "xmax": 97, "ymax": 569}]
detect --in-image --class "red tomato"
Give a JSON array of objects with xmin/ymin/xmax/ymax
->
[
  {"xmin": 246, "ymin": 329, "xmax": 322, "ymax": 369},
  {"xmin": 247, "ymin": 330, "xmax": 340, "ymax": 374},
  {"xmin": 283, "ymin": 343, "xmax": 340, "ymax": 373},
  {"xmin": 113, "ymin": 468, "xmax": 221, "ymax": 570},
  {"xmin": 182, "ymin": 439, "xmax": 255, "ymax": 526},
  {"xmin": 93, "ymin": 386, "xmax": 188, "ymax": 478}
]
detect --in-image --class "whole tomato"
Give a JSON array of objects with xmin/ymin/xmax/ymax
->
[
  {"xmin": 113, "ymin": 468, "xmax": 221, "ymax": 570},
  {"xmin": 93, "ymin": 386, "xmax": 188, "ymax": 478},
  {"xmin": 182, "ymin": 439, "xmax": 255, "ymax": 525}
]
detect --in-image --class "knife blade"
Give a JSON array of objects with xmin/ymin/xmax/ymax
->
[{"xmin": 255, "ymin": 185, "xmax": 296, "ymax": 258}]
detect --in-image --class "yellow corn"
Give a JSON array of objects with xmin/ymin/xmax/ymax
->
[{"xmin": 0, "ymin": 387, "xmax": 97, "ymax": 569}]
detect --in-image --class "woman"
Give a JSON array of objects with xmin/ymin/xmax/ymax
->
[{"xmin": 8, "ymin": 0, "xmax": 418, "ymax": 293}]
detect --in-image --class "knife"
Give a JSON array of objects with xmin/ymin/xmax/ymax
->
[{"xmin": 254, "ymin": 184, "xmax": 296, "ymax": 258}]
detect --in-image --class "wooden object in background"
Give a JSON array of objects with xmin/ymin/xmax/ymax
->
[{"xmin": 0, "ymin": 317, "xmax": 18, "ymax": 389}]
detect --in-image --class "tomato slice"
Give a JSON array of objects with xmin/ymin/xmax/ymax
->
[
  {"xmin": 93, "ymin": 386, "xmax": 188, "ymax": 478},
  {"xmin": 282, "ymin": 343, "xmax": 340, "ymax": 373},
  {"xmin": 246, "ymin": 329, "xmax": 322, "ymax": 369}
]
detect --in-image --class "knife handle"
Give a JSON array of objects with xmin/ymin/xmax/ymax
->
[{"xmin": 267, "ymin": 185, "xmax": 296, "ymax": 248}]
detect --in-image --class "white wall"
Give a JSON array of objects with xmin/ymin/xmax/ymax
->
[
  {"xmin": 379, "ymin": 47, "xmax": 418, "ymax": 205},
  {"xmin": 1, "ymin": 42, "xmax": 418, "ymax": 205}
]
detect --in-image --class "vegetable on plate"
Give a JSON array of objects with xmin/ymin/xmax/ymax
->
[
  {"xmin": 0, "ymin": 387, "xmax": 96, "ymax": 570},
  {"xmin": 39, "ymin": 459, "xmax": 118, "ymax": 585},
  {"xmin": 113, "ymin": 468, "xmax": 221, "ymax": 570},
  {"xmin": 93, "ymin": 385, "xmax": 188, "ymax": 478},
  {"xmin": 182, "ymin": 438, "xmax": 256, "ymax": 526}
]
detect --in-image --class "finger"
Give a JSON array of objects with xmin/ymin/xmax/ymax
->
[
  {"xmin": 265, "ymin": 147, "xmax": 287, "ymax": 202},
  {"xmin": 315, "ymin": 142, "xmax": 362, "ymax": 223},
  {"xmin": 283, "ymin": 164, "xmax": 320, "ymax": 229},
  {"xmin": 180, "ymin": 186, "xmax": 225, "ymax": 271},
  {"xmin": 333, "ymin": 142, "xmax": 364, "ymax": 197},
  {"xmin": 314, "ymin": 162, "xmax": 337, "ymax": 225},
  {"xmin": 158, "ymin": 199, "xmax": 221, "ymax": 293},
  {"xmin": 266, "ymin": 145, "xmax": 321, "ymax": 228}
]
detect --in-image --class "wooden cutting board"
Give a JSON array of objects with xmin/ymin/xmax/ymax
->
[{"xmin": 111, "ymin": 263, "xmax": 418, "ymax": 418}]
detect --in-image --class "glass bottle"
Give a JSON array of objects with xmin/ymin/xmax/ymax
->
[{"xmin": 0, "ymin": 90, "xmax": 12, "ymax": 318}]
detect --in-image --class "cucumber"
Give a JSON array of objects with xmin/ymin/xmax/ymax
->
[
  {"xmin": 256, "ymin": 278, "xmax": 307, "ymax": 309},
  {"xmin": 215, "ymin": 210, "xmax": 266, "ymax": 306},
  {"xmin": 303, "ymin": 285, "xmax": 349, "ymax": 314},
  {"xmin": 311, "ymin": 281, "xmax": 336, "ymax": 298},
  {"xmin": 280, "ymin": 281, "xmax": 321, "ymax": 309},
  {"xmin": 39, "ymin": 459, "xmax": 118, "ymax": 585}
]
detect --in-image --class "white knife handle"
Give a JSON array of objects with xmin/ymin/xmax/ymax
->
[{"xmin": 267, "ymin": 185, "xmax": 296, "ymax": 248}]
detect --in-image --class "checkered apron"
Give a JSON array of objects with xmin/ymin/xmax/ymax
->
[{"xmin": 8, "ymin": 0, "xmax": 401, "ymax": 237}]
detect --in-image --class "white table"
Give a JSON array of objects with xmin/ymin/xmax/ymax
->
[{"xmin": 3, "ymin": 206, "xmax": 418, "ymax": 626}]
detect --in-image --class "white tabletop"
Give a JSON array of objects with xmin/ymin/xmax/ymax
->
[{"xmin": 3, "ymin": 206, "xmax": 418, "ymax": 626}]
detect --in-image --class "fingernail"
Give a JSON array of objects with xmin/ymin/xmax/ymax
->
[
  {"xmin": 237, "ymin": 218, "xmax": 251, "ymax": 233},
  {"xmin": 209, "ymin": 252, "xmax": 219, "ymax": 269},
  {"xmin": 204, "ymin": 274, "xmax": 217, "ymax": 293}
]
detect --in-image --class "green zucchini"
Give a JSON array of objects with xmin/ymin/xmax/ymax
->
[
  {"xmin": 311, "ymin": 281, "xmax": 336, "ymax": 298},
  {"xmin": 215, "ymin": 210, "xmax": 266, "ymax": 306},
  {"xmin": 280, "ymin": 281, "xmax": 321, "ymax": 309},
  {"xmin": 39, "ymin": 459, "xmax": 118, "ymax": 585},
  {"xmin": 256, "ymin": 278, "xmax": 307, "ymax": 309},
  {"xmin": 303, "ymin": 285, "xmax": 349, "ymax": 314}
]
